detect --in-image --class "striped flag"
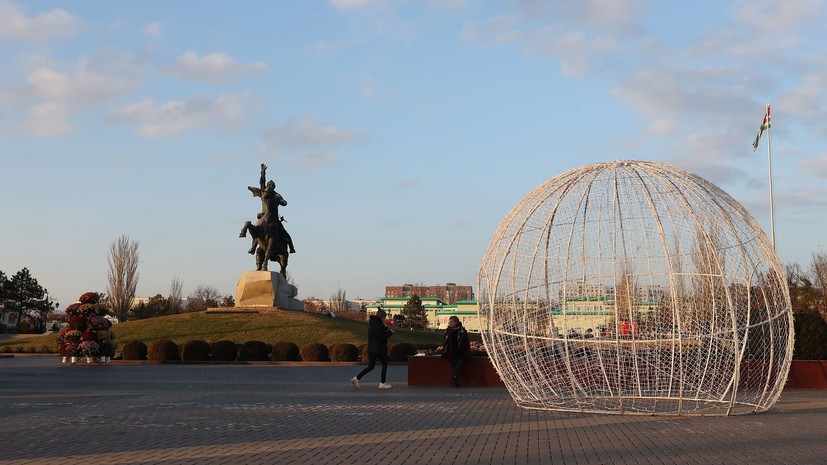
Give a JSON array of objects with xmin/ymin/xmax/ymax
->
[{"xmin": 752, "ymin": 104, "xmax": 771, "ymax": 151}]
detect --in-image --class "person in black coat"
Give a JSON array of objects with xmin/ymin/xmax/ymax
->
[
  {"xmin": 351, "ymin": 307, "xmax": 394, "ymax": 389},
  {"xmin": 442, "ymin": 316, "xmax": 471, "ymax": 387}
]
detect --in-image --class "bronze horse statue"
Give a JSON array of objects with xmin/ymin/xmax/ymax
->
[
  {"xmin": 240, "ymin": 163, "xmax": 296, "ymax": 278},
  {"xmin": 240, "ymin": 217, "xmax": 290, "ymax": 278}
]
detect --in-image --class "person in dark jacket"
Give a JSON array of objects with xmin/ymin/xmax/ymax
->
[
  {"xmin": 442, "ymin": 316, "xmax": 471, "ymax": 387},
  {"xmin": 351, "ymin": 307, "xmax": 394, "ymax": 389}
]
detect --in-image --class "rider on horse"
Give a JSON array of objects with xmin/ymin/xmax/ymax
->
[{"xmin": 247, "ymin": 164, "xmax": 296, "ymax": 255}]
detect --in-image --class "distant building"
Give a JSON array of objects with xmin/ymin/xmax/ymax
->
[
  {"xmin": 368, "ymin": 298, "xmax": 481, "ymax": 332},
  {"xmin": 0, "ymin": 303, "xmax": 19, "ymax": 333},
  {"xmin": 436, "ymin": 300, "xmax": 481, "ymax": 332},
  {"xmin": 385, "ymin": 283, "xmax": 474, "ymax": 304}
]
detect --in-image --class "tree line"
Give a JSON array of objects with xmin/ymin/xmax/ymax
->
[{"xmin": 1, "ymin": 235, "xmax": 234, "ymax": 332}]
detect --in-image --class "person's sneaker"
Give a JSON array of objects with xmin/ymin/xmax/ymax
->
[
  {"xmin": 378, "ymin": 383, "xmax": 392, "ymax": 389},
  {"xmin": 350, "ymin": 377, "xmax": 360, "ymax": 389}
]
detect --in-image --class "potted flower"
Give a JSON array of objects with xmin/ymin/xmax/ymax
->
[
  {"xmin": 62, "ymin": 343, "xmax": 79, "ymax": 364},
  {"xmin": 78, "ymin": 340, "xmax": 100, "ymax": 363},
  {"xmin": 60, "ymin": 292, "xmax": 115, "ymax": 365}
]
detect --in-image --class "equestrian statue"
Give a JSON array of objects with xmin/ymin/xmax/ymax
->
[{"xmin": 239, "ymin": 163, "xmax": 296, "ymax": 278}]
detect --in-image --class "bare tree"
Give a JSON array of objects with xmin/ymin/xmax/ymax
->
[
  {"xmin": 810, "ymin": 252, "xmax": 827, "ymax": 313},
  {"xmin": 106, "ymin": 235, "xmax": 140, "ymax": 322},
  {"xmin": 691, "ymin": 225, "xmax": 725, "ymax": 328},
  {"xmin": 186, "ymin": 284, "xmax": 223, "ymax": 312},
  {"xmin": 614, "ymin": 268, "xmax": 637, "ymax": 322},
  {"xmin": 329, "ymin": 288, "xmax": 347, "ymax": 314},
  {"xmin": 168, "ymin": 276, "xmax": 184, "ymax": 314}
]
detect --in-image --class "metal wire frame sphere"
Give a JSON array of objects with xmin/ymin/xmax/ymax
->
[{"xmin": 478, "ymin": 160, "xmax": 793, "ymax": 416}]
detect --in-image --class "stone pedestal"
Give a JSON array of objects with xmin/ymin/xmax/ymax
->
[{"xmin": 235, "ymin": 271, "xmax": 304, "ymax": 310}]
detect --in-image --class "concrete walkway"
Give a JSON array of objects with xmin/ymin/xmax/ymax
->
[{"xmin": 1, "ymin": 356, "xmax": 825, "ymax": 464}]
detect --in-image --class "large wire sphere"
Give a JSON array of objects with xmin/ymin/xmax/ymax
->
[{"xmin": 478, "ymin": 160, "xmax": 793, "ymax": 416}]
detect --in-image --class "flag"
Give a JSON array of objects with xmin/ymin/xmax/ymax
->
[{"xmin": 752, "ymin": 104, "xmax": 771, "ymax": 151}]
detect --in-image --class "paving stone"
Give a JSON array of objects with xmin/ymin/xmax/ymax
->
[{"xmin": 0, "ymin": 357, "xmax": 825, "ymax": 464}]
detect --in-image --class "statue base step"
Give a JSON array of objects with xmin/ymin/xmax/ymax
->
[{"xmin": 235, "ymin": 271, "xmax": 304, "ymax": 310}]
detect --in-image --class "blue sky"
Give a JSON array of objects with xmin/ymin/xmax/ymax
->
[{"xmin": 2, "ymin": 0, "xmax": 826, "ymax": 309}]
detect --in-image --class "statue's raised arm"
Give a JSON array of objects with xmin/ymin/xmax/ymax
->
[
  {"xmin": 248, "ymin": 163, "xmax": 268, "ymax": 199},
  {"xmin": 259, "ymin": 163, "xmax": 267, "ymax": 191}
]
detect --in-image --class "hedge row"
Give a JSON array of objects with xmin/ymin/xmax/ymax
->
[{"xmin": 119, "ymin": 340, "xmax": 434, "ymax": 362}]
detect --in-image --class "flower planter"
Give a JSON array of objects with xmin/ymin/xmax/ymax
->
[{"xmin": 407, "ymin": 356, "xmax": 504, "ymax": 387}]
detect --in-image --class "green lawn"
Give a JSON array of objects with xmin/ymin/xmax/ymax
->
[{"xmin": 1, "ymin": 310, "xmax": 454, "ymax": 352}]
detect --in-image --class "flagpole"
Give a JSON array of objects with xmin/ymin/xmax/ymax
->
[{"xmin": 765, "ymin": 103, "xmax": 776, "ymax": 249}]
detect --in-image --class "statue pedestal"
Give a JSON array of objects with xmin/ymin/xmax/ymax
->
[{"xmin": 235, "ymin": 271, "xmax": 304, "ymax": 310}]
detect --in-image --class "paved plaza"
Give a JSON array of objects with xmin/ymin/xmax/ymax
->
[{"xmin": 1, "ymin": 356, "xmax": 825, "ymax": 465}]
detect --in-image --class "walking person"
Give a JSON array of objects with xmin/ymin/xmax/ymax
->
[
  {"xmin": 442, "ymin": 316, "xmax": 471, "ymax": 387},
  {"xmin": 351, "ymin": 307, "xmax": 394, "ymax": 389}
]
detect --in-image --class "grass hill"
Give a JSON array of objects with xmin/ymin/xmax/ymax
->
[{"xmin": 0, "ymin": 310, "xmax": 453, "ymax": 351}]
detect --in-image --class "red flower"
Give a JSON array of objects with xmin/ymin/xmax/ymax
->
[
  {"xmin": 68, "ymin": 316, "xmax": 87, "ymax": 331},
  {"xmin": 65, "ymin": 303, "xmax": 82, "ymax": 317},
  {"xmin": 82, "ymin": 329, "xmax": 97, "ymax": 341},
  {"xmin": 79, "ymin": 292, "xmax": 100, "ymax": 304}
]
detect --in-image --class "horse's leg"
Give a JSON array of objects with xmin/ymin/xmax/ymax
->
[
  {"xmin": 264, "ymin": 237, "xmax": 276, "ymax": 270},
  {"xmin": 280, "ymin": 255, "xmax": 288, "ymax": 279},
  {"xmin": 256, "ymin": 246, "xmax": 267, "ymax": 271},
  {"xmin": 239, "ymin": 221, "xmax": 251, "ymax": 238}
]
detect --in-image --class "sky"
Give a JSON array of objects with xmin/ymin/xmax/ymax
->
[{"xmin": 2, "ymin": 0, "xmax": 827, "ymax": 310}]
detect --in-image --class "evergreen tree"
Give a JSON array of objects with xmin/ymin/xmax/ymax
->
[
  {"xmin": 3, "ymin": 268, "xmax": 50, "ymax": 332},
  {"xmin": 129, "ymin": 294, "xmax": 171, "ymax": 320},
  {"xmin": 401, "ymin": 294, "xmax": 428, "ymax": 330}
]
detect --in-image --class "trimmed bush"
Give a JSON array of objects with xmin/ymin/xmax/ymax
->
[
  {"xmin": 210, "ymin": 340, "xmax": 238, "ymax": 361},
  {"xmin": 148, "ymin": 339, "xmax": 180, "ymax": 362},
  {"xmin": 793, "ymin": 310, "xmax": 827, "ymax": 360},
  {"xmin": 330, "ymin": 343, "xmax": 359, "ymax": 362},
  {"xmin": 419, "ymin": 343, "xmax": 438, "ymax": 352},
  {"xmin": 181, "ymin": 340, "xmax": 211, "ymax": 361},
  {"xmin": 358, "ymin": 343, "xmax": 369, "ymax": 361},
  {"xmin": 389, "ymin": 342, "xmax": 417, "ymax": 362},
  {"xmin": 271, "ymin": 341, "xmax": 300, "ymax": 361},
  {"xmin": 300, "ymin": 343, "xmax": 329, "ymax": 362},
  {"xmin": 122, "ymin": 340, "xmax": 148, "ymax": 360},
  {"xmin": 239, "ymin": 340, "xmax": 270, "ymax": 361}
]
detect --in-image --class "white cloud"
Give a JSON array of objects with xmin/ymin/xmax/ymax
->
[
  {"xmin": 295, "ymin": 152, "xmax": 338, "ymax": 168},
  {"xmin": 109, "ymin": 95, "xmax": 245, "ymax": 137},
  {"xmin": 24, "ymin": 49, "xmax": 145, "ymax": 105},
  {"xmin": 26, "ymin": 67, "xmax": 71, "ymax": 99},
  {"xmin": 168, "ymin": 51, "xmax": 268, "ymax": 83},
  {"xmin": 0, "ymin": 2, "xmax": 81, "ymax": 42},
  {"xmin": 142, "ymin": 22, "xmax": 162, "ymax": 39},
  {"xmin": 732, "ymin": 0, "xmax": 821, "ymax": 31},
  {"xmin": 460, "ymin": 16, "xmax": 522, "ymax": 47},
  {"xmin": 427, "ymin": 0, "xmax": 467, "ymax": 10},
  {"xmin": 14, "ymin": 102, "xmax": 72, "ymax": 136},
  {"xmin": 801, "ymin": 156, "xmax": 827, "ymax": 179},
  {"xmin": 777, "ymin": 73, "xmax": 827, "ymax": 133},
  {"xmin": 263, "ymin": 118, "xmax": 364, "ymax": 150},
  {"xmin": 462, "ymin": 1, "xmax": 645, "ymax": 76},
  {"xmin": 330, "ymin": 0, "xmax": 377, "ymax": 10}
]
